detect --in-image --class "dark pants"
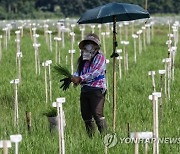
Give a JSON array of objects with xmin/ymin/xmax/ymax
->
[{"xmin": 80, "ymin": 89, "xmax": 107, "ymax": 137}]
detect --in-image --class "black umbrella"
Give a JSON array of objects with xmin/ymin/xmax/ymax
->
[{"xmin": 77, "ymin": 2, "xmax": 150, "ymax": 132}]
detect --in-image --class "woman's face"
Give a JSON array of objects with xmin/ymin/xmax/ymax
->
[{"xmin": 81, "ymin": 41, "xmax": 99, "ymax": 61}]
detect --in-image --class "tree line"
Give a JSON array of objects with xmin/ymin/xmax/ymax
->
[{"xmin": 0, "ymin": 0, "xmax": 179, "ymax": 19}]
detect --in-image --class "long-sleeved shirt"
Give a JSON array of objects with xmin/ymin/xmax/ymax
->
[{"xmin": 75, "ymin": 51, "xmax": 106, "ymax": 90}]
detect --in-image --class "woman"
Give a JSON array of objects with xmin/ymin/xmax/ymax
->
[{"xmin": 71, "ymin": 33, "xmax": 107, "ymax": 137}]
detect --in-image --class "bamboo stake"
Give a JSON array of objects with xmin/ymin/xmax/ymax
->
[
  {"xmin": 10, "ymin": 79, "xmax": 20, "ymax": 128},
  {"xmin": 106, "ymin": 59, "xmax": 110, "ymax": 103},
  {"xmin": 0, "ymin": 140, "xmax": 12, "ymax": 154},
  {"xmin": 132, "ymin": 34, "xmax": 138, "ymax": 63},
  {"xmin": 158, "ymin": 70, "xmax": 166, "ymax": 120},
  {"xmin": 69, "ymin": 50, "xmax": 75, "ymax": 75},
  {"xmin": 137, "ymin": 30, "xmax": 143, "ymax": 55},
  {"xmin": 98, "ymin": 25, "xmax": 102, "ymax": 41},
  {"xmin": 149, "ymin": 92, "xmax": 161, "ymax": 154},
  {"xmin": 7, "ymin": 24, "xmax": 12, "ymax": 41},
  {"xmin": 145, "ymin": 24, "xmax": 151, "ymax": 45},
  {"xmin": 101, "ymin": 32, "xmax": 106, "ymax": 56},
  {"xmin": 80, "ymin": 26, "xmax": 85, "ymax": 40},
  {"xmin": 54, "ymin": 37, "xmax": 62, "ymax": 64},
  {"xmin": 124, "ymin": 22, "xmax": 129, "ymax": 41},
  {"xmin": 61, "ymin": 26, "xmax": 65, "ymax": 48},
  {"xmin": 105, "ymin": 23, "xmax": 110, "ymax": 37},
  {"xmin": 16, "ymin": 52, "xmax": 22, "ymax": 82},
  {"xmin": 71, "ymin": 24, "xmax": 76, "ymax": 32},
  {"xmin": 142, "ymin": 26, "xmax": 147, "ymax": 51},
  {"xmin": 112, "ymin": 16, "xmax": 117, "ymax": 132},
  {"xmin": 57, "ymin": 22, "xmax": 62, "ymax": 38},
  {"xmin": 18, "ymin": 26, "xmax": 23, "ymax": 38},
  {"xmin": 33, "ymin": 43, "xmax": 41, "ymax": 75},
  {"xmin": 124, "ymin": 41, "xmax": 129, "ymax": 71},
  {"xmin": 145, "ymin": 142, "xmax": 148, "ymax": 154},
  {"xmin": 131, "ymin": 21, "xmax": 135, "ymax": 35},
  {"xmin": 117, "ymin": 49, "xmax": 123, "ymax": 80},
  {"xmin": 91, "ymin": 25, "xmax": 95, "ymax": 33},
  {"xmin": 15, "ymin": 39, "xmax": 20, "ymax": 60},
  {"xmin": 42, "ymin": 62, "xmax": 48, "ymax": 103},
  {"xmin": 70, "ymin": 32, "xmax": 75, "ymax": 50},
  {"xmin": 46, "ymin": 60, "xmax": 52, "ymax": 101},
  {"xmin": 162, "ymin": 58, "xmax": 171, "ymax": 99},
  {"xmin": 0, "ymin": 35, "xmax": 2, "ymax": 62},
  {"xmin": 44, "ymin": 24, "xmax": 49, "ymax": 44},
  {"xmin": 171, "ymin": 47, "xmax": 177, "ymax": 81},
  {"xmin": 53, "ymin": 97, "xmax": 66, "ymax": 154},
  {"xmin": 134, "ymin": 133, "xmax": 139, "ymax": 154},
  {"xmin": 150, "ymin": 21, "xmax": 154, "ymax": 39},
  {"xmin": 118, "ymin": 24, "xmax": 123, "ymax": 42},
  {"xmin": 130, "ymin": 132, "xmax": 153, "ymax": 154},
  {"xmin": 148, "ymin": 71, "xmax": 156, "ymax": 92},
  {"xmin": 2, "ymin": 27, "xmax": 8, "ymax": 49},
  {"xmin": 29, "ymin": 24, "xmax": 33, "ymax": 40}
]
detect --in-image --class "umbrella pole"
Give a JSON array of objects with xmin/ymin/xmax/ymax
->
[{"xmin": 112, "ymin": 16, "xmax": 117, "ymax": 132}]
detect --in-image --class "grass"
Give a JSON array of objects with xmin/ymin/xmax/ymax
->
[{"xmin": 0, "ymin": 21, "xmax": 180, "ymax": 154}]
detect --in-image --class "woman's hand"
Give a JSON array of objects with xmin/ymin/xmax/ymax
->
[{"xmin": 71, "ymin": 76, "xmax": 81, "ymax": 84}]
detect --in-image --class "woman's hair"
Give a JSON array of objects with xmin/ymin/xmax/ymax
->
[{"xmin": 77, "ymin": 55, "xmax": 85, "ymax": 76}]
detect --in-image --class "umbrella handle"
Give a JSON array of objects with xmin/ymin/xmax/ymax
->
[{"xmin": 110, "ymin": 52, "xmax": 119, "ymax": 58}]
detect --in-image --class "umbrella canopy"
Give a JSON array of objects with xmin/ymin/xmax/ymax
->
[{"xmin": 77, "ymin": 2, "xmax": 150, "ymax": 24}]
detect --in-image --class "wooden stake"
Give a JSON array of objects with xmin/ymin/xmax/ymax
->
[
  {"xmin": 26, "ymin": 111, "xmax": 31, "ymax": 132},
  {"xmin": 112, "ymin": 16, "xmax": 117, "ymax": 133}
]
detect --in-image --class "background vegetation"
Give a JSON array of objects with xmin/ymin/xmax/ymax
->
[
  {"xmin": 0, "ymin": 21, "xmax": 180, "ymax": 153},
  {"xmin": 0, "ymin": 0, "xmax": 179, "ymax": 19}
]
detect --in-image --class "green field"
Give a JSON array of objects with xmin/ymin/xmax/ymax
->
[{"xmin": 0, "ymin": 22, "xmax": 180, "ymax": 154}]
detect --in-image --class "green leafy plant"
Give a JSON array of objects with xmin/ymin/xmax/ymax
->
[
  {"xmin": 54, "ymin": 64, "xmax": 72, "ymax": 78},
  {"xmin": 54, "ymin": 64, "xmax": 72, "ymax": 90},
  {"xmin": 43, "ymin": 107, "xmax": 57, "ymax": 117}
]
